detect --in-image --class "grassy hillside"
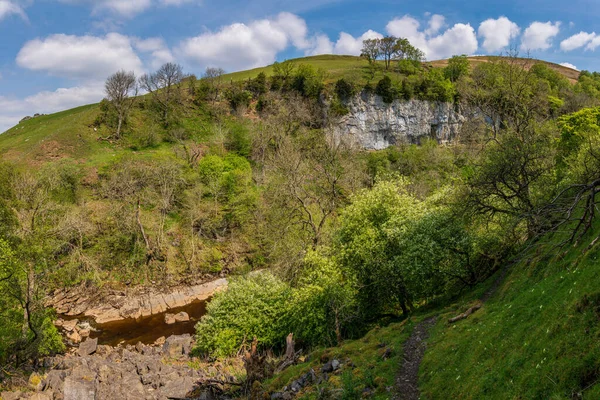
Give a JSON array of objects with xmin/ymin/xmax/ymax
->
[
  {"xmin": 420, "ymin": 227, "xmax": 600, "ymax": 399},
  {"xmin": 262, "ymin": 224, "xmax": 600, "ymax": 399},
  {"xmin": 0, "ymin": 54, "xmax": 583, "ymax": 166}
]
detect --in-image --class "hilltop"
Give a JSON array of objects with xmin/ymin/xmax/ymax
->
[{"xmin": 0, "ymin": 54, "xmax": 583, "ymax": 166}]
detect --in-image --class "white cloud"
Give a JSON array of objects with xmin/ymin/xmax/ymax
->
[
  {"xmin": 478, "ymin": 17, "xmax": 520, "ymax": 52},
  {"xmin": 386, "ymin": 15, "xmax": 478, "ymax": 60},
  {"xmin": 0, "ymin": 0, "xmax": 27, "ymax": 21},
  {"xmin": 0, "ymin": 83, "xmax": 105, "ymax": 133},
  {"xmin": 587, "ymin": 36, "xmax": 600, "ymax": 50},
  {"xmin": 134, "ymin": 37, "xmax": 174, "ymax": 69},
  {"xmin": 559, "ymin": 62, "xmax": 579, "ymax": 71},
  {"xmin": 178, "ymin": 12, "xmax": 310, "ymax": 71},
  {"xmin": 521, "ymin": 21, "xmax": 561, "ymax": 51},
  {"xmin": 560, "ymin": 31, "xmax": 596, "ymax": 51},
  {"xmin": 59, "ymin": 0, "xmax": 198, "ymax": 17},
  {"xmin": 306, "ymin": 34, "xmax": 334, "ymax": 55},
  {"xmin": 425, "ymin": 14, "xmax": 445, "ymax": 36},
  {"xmin": 16, "ymin": 33, "xmax": 144, "ymax": 79}
]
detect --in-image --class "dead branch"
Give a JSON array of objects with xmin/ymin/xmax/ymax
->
[{"xmin": 448, "ymin": 303, "xmax": 482, "ymax": 323}]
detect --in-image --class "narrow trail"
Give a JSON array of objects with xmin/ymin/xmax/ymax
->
[
  {"xmin": 394, "ymin": 316, "xmax": 438, "ymax": 400},
  {"xmin": 394, "ymin": 264, "xmax": 512, "ymax": 399}
]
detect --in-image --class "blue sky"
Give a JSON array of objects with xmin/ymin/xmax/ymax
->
[{"xmin": 0, "ymin": 0, "xmax": 599, "ymax": 132}]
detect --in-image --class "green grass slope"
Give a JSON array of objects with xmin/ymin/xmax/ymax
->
[
  {"xmin": 0, "ymin": 54, "xmax": 581, "ymax": 166},
  {"xmin": 420, "ymin": 227, "xmax": 600, "ymax": 399}
]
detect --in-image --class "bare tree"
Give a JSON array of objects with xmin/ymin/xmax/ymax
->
[
  {"xmin": 203, "ymin": 67, "xmax": 225, "ymax": 102},
  {"xmin": 139, "ymin": 62, "xmax": 185, "ymax": 126},
  {"xmin": 379, "ymin": 36, "xmax": 398, "ymax": 70},
  {"xmin": 105, "ymin": 70, "xmax": 138, "ymax": 138}
]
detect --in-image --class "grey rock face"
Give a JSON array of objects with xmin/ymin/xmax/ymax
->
[{"xmin": 333, "ymin": 93, "xmax": 465, "ymax": 150}]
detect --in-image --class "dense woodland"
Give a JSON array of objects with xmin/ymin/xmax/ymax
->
[{"xmin": 2, "ymin": 37, "xmax": 600, "ymax": 396}]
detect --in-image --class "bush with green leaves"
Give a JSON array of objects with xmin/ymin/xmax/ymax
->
[{"xmin": 194, "ymin": 272, "xmax": 292, "ymax": 358}]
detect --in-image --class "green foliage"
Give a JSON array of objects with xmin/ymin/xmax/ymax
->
[
  {"xmin": 246, "ymin": 72, "xmax": 268, "ymax": 98},
  {"xmin": 335, "ymin": 78, "xmax": 355, "ymax": 100},
  {"xmin": 194, "ymin": 272, "xmax": 291, "ymax": 358},
  {"xmin": 38, "ymin": 315, "xmax": 66, "ymax": 357},
  {"xmin": 225, "ymin": 122, "xmax": 252, "ymax": 158},
  {"xmin": 225, "ymin": 85, "xmax": 252, "ymax": 111},
  {"xmin": 530, "ymin": 62, "xmax": 570, "ymax": 92},
  {"xmin": 375, "ymin": 76, "xmax": 395, "ymax": 104},
  {"xmin": 444, "ymin": 55, "xmax": 470, "ymax": 82},
  {"xmin": 292, "ymin": 64, "xmax": 326, "ymax": 99}
]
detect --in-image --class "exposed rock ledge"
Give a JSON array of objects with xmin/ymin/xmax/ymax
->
[
  {"xmin": 332, "ymin": 93, "xmax": 465, "ymax": 150},
  {"xmin": 46, "ymin": 279, "xmax": 227, "ymax": 324}
]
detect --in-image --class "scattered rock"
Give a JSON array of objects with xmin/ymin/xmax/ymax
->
[
  {"xmin": 62, "ymin": 319, "xmax": 78, "ymax": 332},
  {"xmin": 162, "ymin": 334, "xmax": 192, "ymax": 358},
  {"xmin": 331, "ymin": 359, "xmax": 341, "ymax": 371},
  {"xmin": 45, "ymin": 370, "xmax": 67, "ymax": 392},
  {"xmin": 154, "ymin": 336, "xmax": 166, "ymax": 346},
  {"xmin": 164, "ymin": 313, "xmax": 176, "ymax": 325},
  {"xmin": 63, "ymin": 367, "xmax": 97, "ymax": 400},
  {"xmin": 174, "ymin": 311, "xmax": 190, "ymax": 322},
  {"xmin": 67, "ymin": 330, "xmax": 82, "ymax": 344},
  {"xmin": 29, "ymin": 371, "xmax": 45, "ymax": 391},
  {"xmin": 78, "ymin": 337, "xmax": 98, "ymax": 357},
  {"xmin": 29, "ymin": 393, "xmax": 53, "ymax": 400},
  {"xmin": 1, "ymin": 391, "xmax": 22, "ymax": 400}
]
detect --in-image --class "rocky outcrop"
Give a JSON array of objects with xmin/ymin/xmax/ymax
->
[
  {"xmin": 333, "ymin": 93, "xmax": 465, "ymax": 150},
  {"xmin": 47, "ymin": 278, "xmax": 227, "ymax": 324},
  {"xmin": 0, "ymin": 335, "xmax": 234, "ymax": 400}
]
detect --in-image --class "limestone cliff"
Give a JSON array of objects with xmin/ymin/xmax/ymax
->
[{"xmin": 333, "ymin": 92, "xmax": 465, "ymax": 150}]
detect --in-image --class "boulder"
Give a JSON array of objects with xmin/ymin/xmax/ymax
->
[
  {"xmin": 63, "ymin": 376, "xmax": 96, "ymax": 400},
  {"xmin": 29, "ymin": 393, "xmax": 53, "ymax": 400},
  {"xmin": 29, "ymin": 372, "xmax": 45, "ymax": 391},
  {"xmin": 78, "ymin": 337, "xmax": 98, "ymax": 357},
  {"xmin": 62, "ymin": 319, "xmax": 78, "ymax": 332},
  {"xmin": 0, "ymin": 391, "xmax": 22, "ymax": 400},
  {"xmin": 162, "ymin": 334, "xmax": 192, "ymax": 358},
  {"xmin": 159, "ymin": 376, "xmax": 196, "ymax": 399},
  {"xmin": 174, "ymin": 311, "xmax": 190, "ymax": 322},
  {"xmin": 67, "ymin": 330, "xmax": 82, "ymax": 344},
  {"xmin": 164, "ymin": 313, "xmax": 176, "ymax": 325},
  {"xmin": 45, "ymin": 370, "xmax": 67, "ymax": 392}
]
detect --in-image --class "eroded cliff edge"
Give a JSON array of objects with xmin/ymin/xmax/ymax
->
[{"xmin": 332, "ymin": 92, "xmax": 465, "ymax": 150}]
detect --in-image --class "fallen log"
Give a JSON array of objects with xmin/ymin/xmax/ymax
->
[{"xmin": 448, "ymin": 303, "xmax": 482, "ymax": 323}]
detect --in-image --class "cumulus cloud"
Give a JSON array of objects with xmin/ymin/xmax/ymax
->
[
  {"xmin": 560, "ymin": 62, "xmax": 579, "ymax": 71},
  {"xmin": 386, "ymin": 15, "xmax": 478, "ymax": 60},
  {"xmin": 16, "ymin": 33, "xmax": 144, "ymax": 79},
  {"xmin": 478, "ymin": 17, "xmax": 520, "ymax": 52},
  {"xmin": 306, "ymin": 29, "xmax": 383, "ymax": 56},
  {"xmin": 134, "ymin": 37, "xmax": 174, "ymax": 69},
  {"xmin": 521, "ymin": 21, "xmax": 561, "ymax": 51},
  {"xmin": 178, "ymin": 12, "xmax": 310, "ymax": 71},
  {"xmin": 0, "ymin": 83, "xmax": 105, "ymax": 133},
  {"xmin": 560, "ymin": 31, "xmax": 596, "ymax": 51},
  {"xmin": 587, "ymin": 36, "xmax": 600, "ymax": 51},
  {"xmin": 0, "ymin": 0, "xmax": 27, "ymax": 21}
]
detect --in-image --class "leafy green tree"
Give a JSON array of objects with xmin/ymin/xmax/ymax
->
[
  {"xmin": 360, "ymin": 39, "xmax": 381, "ymax": 65},
  {"xmin": 336, "ymin": 180, "xmax": 425, "ymax": 316},
  {"xmin": 444, "ymin": 55, "xmax": 470, "ymax": 83}
]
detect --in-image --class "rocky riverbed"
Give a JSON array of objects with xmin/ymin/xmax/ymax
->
[{"xmin": 0, "ymin": 335, "xmax": 242, "ymax": 400}]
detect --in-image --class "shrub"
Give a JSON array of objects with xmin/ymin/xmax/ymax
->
[
  {"xmin": 335, "ymin": 79, "xmax": 354, "ymax": 100},
  {"xmin": 194, "ymin": 272, "xmax": 291, "ymax": 358},
  {"xmin": 375, "ymin": 76, "xmax": 395, "ymax": 103}
]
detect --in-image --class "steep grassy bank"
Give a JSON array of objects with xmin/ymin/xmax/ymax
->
[{"xmin": 420, "ymin": 226, "xmax": 600, "ymax": 399}]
